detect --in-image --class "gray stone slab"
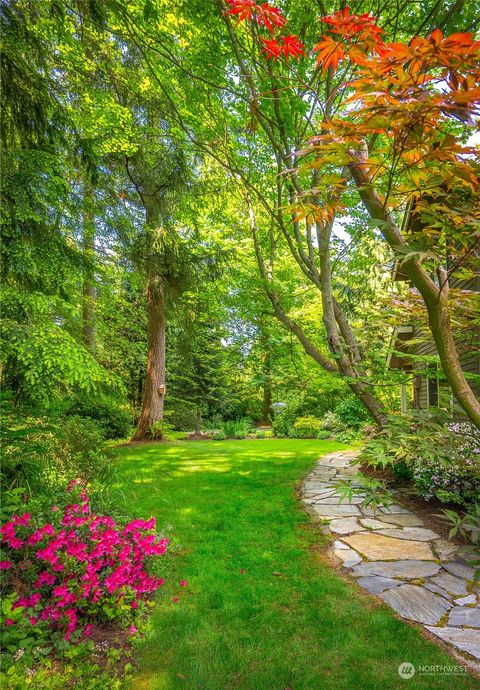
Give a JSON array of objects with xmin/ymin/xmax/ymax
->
[
  {"xmin": 374, "ymin": 527, "xmax": 441, "ymax": 542},
  {"xmin": 380, "ymin": 505, "xmax": 412, "ymax": 514},
  {"xmin": 360, "ymin": 518, "xmax": 390, "ymax": 530},
  {"xmin": 376, "ymin": 513, "xmax": 424, "ymax": 527},
  {"xmin": 448, "ymin": 606, "xmax": 480, "ymax": 628},
  {"xmin": 423, "ymin": 582, "xmax": 452, "ymax": 600},
  {"xmin": 312, "ymin": 504, "xmax": 361, "ymax": 517},
  {"xmin": 313, "ymin": 496, "xmax": 364, "ymax": 505},
  {"xmin": 356, "ymin": 576, "xmax": 401, "ymax": 595},
  {"xmin": 380, "ymin": 584, "xmax": 451, "ymax": 625},
  {"xmin": 351, "ymin": 560, "xmax": 441, "ymax": 579},
  {"xmin": 328, "ymin": 518, "xmax": 365, "ymax": 535},
  {"xmin": 334, "ymin": 540, "xmax": 349, "ymax": 549},
  {"xmin": 430, "ymin": 572, "xmax": 469, "ymax": 596},
  {"xmin": 455, "ymin": 595, "xmax": 477, "ymax": 606},
  {"xmin": 443, "ymin": 561, "xmax": 476, "ymax": 580},
  {"xmin": 335, "ymin": 548, "xmax": 362, "ymax": 567},
  {"xmin": 425, "ymin": 626, "xmax": 480, "ymax": 660}
]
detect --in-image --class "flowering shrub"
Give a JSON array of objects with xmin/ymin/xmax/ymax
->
[
  {"xmin": 0, "ymin": 481, "xmax": 168, "ymax": 647},
  {"xmin": 361, "ymin": 412, "xmax": 480, "ymax": 507}
]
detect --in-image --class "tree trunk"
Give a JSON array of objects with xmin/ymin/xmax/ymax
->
[
  {"xmin": 195, "ymin": 407, "xmax": 202, "ymax": 435},
  {"xmin": 262, "ymin": 345, "xmax": 272, "ymax": 424},
  {"xmin": 317, "ymin": 220, "xmax": 387, "ymax": 426},
  {"xmin": 132, "ymin": 275, "xmax": 166, "ymax": 440},
  {"xmin": 349, "ymin": 156, "xmax": 480, "ymax": 430},
  {"xmin": 82, "ymin": 182, "xmax": 95, "ymax": 353}
]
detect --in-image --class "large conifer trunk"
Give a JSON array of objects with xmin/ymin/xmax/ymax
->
[{"xmin": 132, "ymin": 275, "xmax": 166, "ymax": 440}]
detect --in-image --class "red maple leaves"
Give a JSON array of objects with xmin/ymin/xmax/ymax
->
[
  {"xmin": 314, "ymin": 6, "xmax": 384, "ymax": 72},
  {"xmin": 226, "ymin": 0, "xmax": 303, "ymax": 61},
  {"xmin": 261, "ymin": 35, "xmax": 304, "ymax": 61},
  {"xmin": 226, "ymin": 1, "xmax": 285, "ymax": 32}
]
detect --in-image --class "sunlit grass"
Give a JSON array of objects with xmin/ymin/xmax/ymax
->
[{"xmin": 114, "ymin": 439, "xmax": 479, "ymax": 690}]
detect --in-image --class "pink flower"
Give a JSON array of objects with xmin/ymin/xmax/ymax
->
[
  {"xmin": 83, "ymin": 623, "xmax": 94, "ymax": 637},
  {"xmin": 9, "ymin": 537, "xmax": 24, "ymax": 550},
  {"xmin": 51, "ymin": 505, "xmax": 59, "ymax": 513},
  {"xmin": 36, "ymin": 571, "xmax": 56, "ymax": 587},
  {"xmin": 5, "ymin": 618, "xmax": 15, "ymax": 626},
  {"xmin": 180, "ymin": 580, "xmax": 188, "ymax": 587},
  {"xmin": 0, "ymin": 561, "xmax": 13, "ymax": 570},
  {"xmin": 172, "ymin": 596, "xmax": 179, "ymax": 603},
  {"xmin": 128, "ymin": 625, "xmax": 137, "ymax": 635},
  {"xmin": 28, "ymin": 617, "xmax": 37, "ymax": 625},
  {"xmin": 131, "ymin": 601, "xmax": 138, "ymax": 609},
  {"xmin": 17, "ymin": 513, "xmax": 31, "ymax": 526}
]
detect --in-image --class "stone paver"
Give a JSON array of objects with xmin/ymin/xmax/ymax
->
[
  {"xmin": 351, "ymin": 560, "xmax": 441, "ymax": 579},
  {"xmin": 443, "ymin": 561, "xmax": 477, "ymax": 580},
  {"xmin": 343, "ymin": 532, "xmax": 435, "ymax": 561},
  {"xmin": 374, "ymin": 527, "xmax": 440, "ymax": 541},
  {"xmin": 312, "ymin": 503, "xmax": 361, "ymax": 517},
  {"xmin": 448, "ymin": 607, "xmax": 480, "ymax": 628},
  {"xmin": 425, "ymin": 627, "xmax": 480, "ymax": 659},
  {"xmin": 430, "ymin": 572, "xmax": 469, "ymax": 597},
  {"xmin": 301, "ymin": 450, "xmax": 480, "ymax": 665},
  {"xmin": 376, "ymin": 513, "xmax": 424, "ymax": 527},
  {"xmin": 328, "ymin": 517, "xmax": 365, "ymax": 535},
  {"xmin": 356, "ymin": 576, "xmax": 400, "ymax": 595},
  {"xmin": 380, "ymin": 584, "xmax": 451, "ymax": 625}
]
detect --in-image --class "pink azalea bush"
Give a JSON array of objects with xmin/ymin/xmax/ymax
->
[{"xmin": 0, "ymin": 480, "xmax": 168, "ymax": 642}]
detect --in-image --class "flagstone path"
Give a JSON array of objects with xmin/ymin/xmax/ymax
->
[{"xmin": 301, "ymin": 449, "xmax": 480, "ymax": 667}]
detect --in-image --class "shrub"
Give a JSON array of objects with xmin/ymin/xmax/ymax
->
[
  {"xmin": 292, "ymin": 416, "xmax": 322, "ymax": 438},
  {"xmin": 334, "ymin": 397, "xmax": 371, "ymax": 430},
  {"xmin": 1, "ymin": 410, "xmax": 113, "ymax": 502},
  {"xmin": 212, "ymin": 430, "xmax": 226, "ymax": 441},
  {"xmin": 0, "ymin": 482, "xmax": 168, "ymax": 652},
  {"xmin": 361, "ymin": 412, "xmax": 480, "ymax": 507},
  {"xmin": 439, "ymin": 503, "xmax": 480, "ymax": 581},
  {"xmin": 333, "ymin": 430, "xmax": 359, "ymax": 444},
  {"xmin": 221, "ymin": 418, "xmax": 252, "ymax": 439},
  {"xmin": 271, "ymin": 393, "xmax": 304, "ymax": 437},
  {"xmin": 148, "ymin": 419, "xmax": 174, "ymax": 441},
  {"xmin": 66, "ymin": 396, "xmax": 132, "ymax": 440},
  {"xmin": 319, "ymin": 410, "xmax": 346, "ymax": 432},
  {"xmin": 316, "ymin": 429, "xmax": 331, "ymax": 440},
  {"xmin": 255, "ymin": 430, "xmax": 266, "ymax": 439}
]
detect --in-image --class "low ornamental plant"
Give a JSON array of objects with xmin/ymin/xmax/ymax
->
[{"xmin": 0, "ymin": 481, "xmax": 168, "ymax": 646}]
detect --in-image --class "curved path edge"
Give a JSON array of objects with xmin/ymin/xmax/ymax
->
[{"xmin": 301, "ymin": 450, "xmax": 480, "ymax": 670}]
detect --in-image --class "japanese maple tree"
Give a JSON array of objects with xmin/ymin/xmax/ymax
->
[{"xmin": 222, "ymin": 1, "xmax": 480, "ymax": 428}]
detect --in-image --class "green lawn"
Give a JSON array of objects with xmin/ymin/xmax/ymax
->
[{"xmin": 115, "ymin": 439, "xmax": 479, "ymax": 690}]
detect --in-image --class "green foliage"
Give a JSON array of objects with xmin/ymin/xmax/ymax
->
[
  {"xmin": 438, "ymin": 504, "xmax": 480, "ymax": 581},
  {"xmin": 335, "ymin": 474, "xmax": 394, "ymax": 514},
  {"xmin": 66, "ymin": 394, "xmax": 132, "ymax": 439},
  {"xmin": 255, "ymin": 430, "xmax": 266, "ymax": 439},
  {"xmin": 334, "ymin": 397, "xmax": 372, "ymax": 430},
  {"xmin": 212, "ymin": 430, "xmax": 226, "ymax": 441},
  {"xmin": 0, "ymin": 404, "xmax": 116, "ymax": 511},
  {"xmin": 271, "ymin": 393, "xmax": 303, "ymax": 437},
  {"xmin": 148, "ymin": 419, "xmax": 174, "ymax": 441},
  {"xmin": 316, "ymin": 429, "xmax": 331, "ymax": 440},
  {"xmin": 361, "ymin": 412, "xmax": 480, "ymax": 507},
  {"xmin": 291, "ymin": 416, "xmax": 322, "ymax": 439},
  {"xmin": 319, "ymin": 411, "xmax": 347, "ymax": 433},
  {"xmin": 221, "ymin": 418, "xmax": 252, "ymax": 439}
]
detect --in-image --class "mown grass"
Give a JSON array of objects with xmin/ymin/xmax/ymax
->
[{"xmin": 114, "ymin": 439, "xmax": 479, "ymax": 690}]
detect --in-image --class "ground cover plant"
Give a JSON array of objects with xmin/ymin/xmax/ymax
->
[{"xmin": 112, "ymin": 439, "xmax": 480, "ymax": 690}]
